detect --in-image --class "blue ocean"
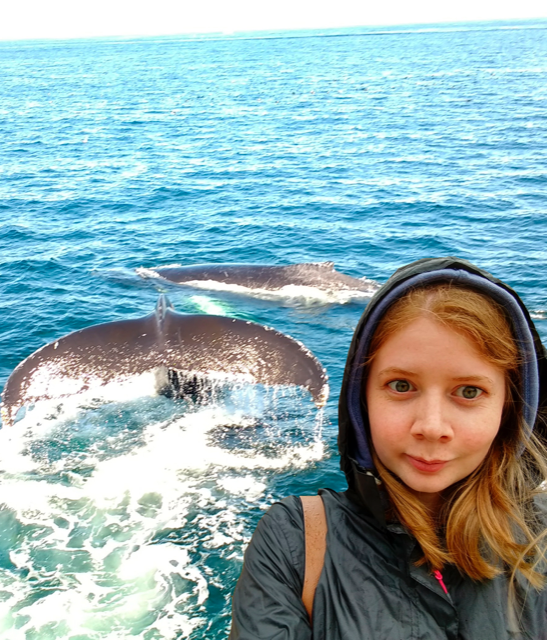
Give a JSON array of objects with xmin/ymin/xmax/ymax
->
[{"xmin": 1, "ymin": 20, "xmax": 547, "ymax": 639}]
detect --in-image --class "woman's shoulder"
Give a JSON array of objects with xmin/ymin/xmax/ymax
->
[
  {"xmin": 249, "ymin": 489, "xmax": 369, "ymax": 568},
  {"xmin": 256, "ymin": 496, "xmax": 306, "ymax": 566},
  {"xmin": 241, "ymin": 495, "xmax": 306, "ymax": 581},
  {"xmin": 248, "ymin": 490, "xmax": 353, "ymax": 573},
  {"xmin": 263, "ymin": 494, "xmax": 304, "ymax": 527},
  {"xmin": 230, "ymin": 497, "xmax": 314, "ymax": 638},
  {"xmin": 259, "ymin": 489, "xmax": 354, "ymax": 531}
]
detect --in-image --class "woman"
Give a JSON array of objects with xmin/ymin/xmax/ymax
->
[{"xmin": 229, "ymin": 257, "xmax": 547, "ymax": 639}]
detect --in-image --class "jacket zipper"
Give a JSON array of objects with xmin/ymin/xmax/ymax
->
[{"xmin": 433, "ymin": 569, "xmax": 448, "ymax": 595}]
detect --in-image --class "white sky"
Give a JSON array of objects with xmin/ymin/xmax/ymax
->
[{"xmin": 2, "ymin": 0, "xmax": 547, "ymax": 41}]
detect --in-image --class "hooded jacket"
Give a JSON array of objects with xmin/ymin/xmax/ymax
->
[{"xmin": 229, "ymin": 258, "xmax": 547, "ymax": 640}]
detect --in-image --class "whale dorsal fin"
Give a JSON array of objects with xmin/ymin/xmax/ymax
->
[{"xmin": 285, "ymin": 261, "xmax": 335, "ymax": 272}]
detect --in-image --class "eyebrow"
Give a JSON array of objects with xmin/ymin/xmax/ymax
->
[
  {"xmin": 377, "ymin": 367, "xmax": 417, "ymax": 378},
  {"xmin": 376, "ymin": 368, "xmax": 495, "ymax": 385},
  {"xmin": 451, "ymin": 375, "xmax": 495, "ymax": 385}
]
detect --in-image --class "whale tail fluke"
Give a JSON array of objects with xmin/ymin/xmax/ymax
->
[{"xmin": 1, "ymin": 297, "xmax": 328, "ymax": 427}]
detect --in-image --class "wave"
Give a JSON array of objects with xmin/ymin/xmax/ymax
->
[{"xmin": 0, "ymin": 386, "xmax": 324, "ymax": 638}]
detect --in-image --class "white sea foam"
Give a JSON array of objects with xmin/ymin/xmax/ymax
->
[
  {"xmin": 0, "ymin": 388, "xmax": 324, "ymax": 639},
  {"xmin": 184, "ymin": 280, "xmax": 378, "ymax": 305},
  {"xmin": 160, "ymin": 277, "xmax": 376, "ymax": 306},
  {"xmin": 7, "ymin": 370, "xmax": 160, "ymax": 430},
  {"xmin": 136, "ymin": 266, "xmax": 162, "ymax": 279}
]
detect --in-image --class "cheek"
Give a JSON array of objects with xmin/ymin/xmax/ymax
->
[
  {"xmin": 367, "ymin": 399, "xmax": 407, "ymax": 453},
  {"xmin": 461, "ymin": 430, "xmax": 497, "ymax": 456},
  {"xmin": 459, "ymin": 406, "xmax": 504, "ymax": 454}
]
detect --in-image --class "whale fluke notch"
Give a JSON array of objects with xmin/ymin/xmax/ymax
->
[
  {"xmin": 156, "ymin": 293, "xmax": 174, "ymax": 320},
  {"xmin": 0, "ymin": 296, "xmax": 329, "ymax": 427}
]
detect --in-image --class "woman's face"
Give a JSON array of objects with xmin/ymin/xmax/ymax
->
[{"xmin": 366, "ymin": 315, "xmax": 506, "ymax": 510}]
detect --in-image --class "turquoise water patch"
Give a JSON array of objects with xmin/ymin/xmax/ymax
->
[{"xmin": 0, "ymin": 387, "xmax": 323, "ymax": 638}]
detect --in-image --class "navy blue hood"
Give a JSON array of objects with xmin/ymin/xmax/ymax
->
[{"xmin": 338, "ymin": 257, "xmax": 547, "ymax": 522}]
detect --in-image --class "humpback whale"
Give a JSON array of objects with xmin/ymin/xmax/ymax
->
[
  {"xmin": 139, "ymin": 262, "xmax": 377, "ymax": 296},
  {"xmin": 1, "ymin": 295, "xmax": 328, "ymax": 428}
]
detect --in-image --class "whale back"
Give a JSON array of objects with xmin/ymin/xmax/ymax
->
[{"xmin": 150, "ymin": 261, "xmax": 371, "ymax": 292}]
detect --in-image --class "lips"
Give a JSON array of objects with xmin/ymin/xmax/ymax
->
[{"xmin": 406, "ymin": 455, "xmax": 448, "ymax": 473}]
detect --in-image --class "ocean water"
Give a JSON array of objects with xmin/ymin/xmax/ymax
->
[{"xmin": 1, "ymin": 20, "xmax": 547, "ymax": 639}]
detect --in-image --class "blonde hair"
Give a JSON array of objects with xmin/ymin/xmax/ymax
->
[{"xmin": 364, "ymin": 284, "xmax": 547, "ymax": 588}]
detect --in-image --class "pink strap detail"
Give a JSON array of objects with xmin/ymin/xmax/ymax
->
[{"xmin": 433, "ymin": 569, "xmax": 449, "ymax": 595}]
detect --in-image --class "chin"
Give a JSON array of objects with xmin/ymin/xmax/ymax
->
[{"xmin": 404, "ymin": 477, "xmax": 452, "ymax": 495}]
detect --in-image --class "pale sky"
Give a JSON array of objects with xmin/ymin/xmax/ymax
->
[{"xmin": 2, "ymin": 0, "xmax": 547, "ymax": 41}]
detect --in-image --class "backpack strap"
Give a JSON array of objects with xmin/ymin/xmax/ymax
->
[{"xmin": 300, "ymin": 495, "xmax": 327, "ymax": 622}]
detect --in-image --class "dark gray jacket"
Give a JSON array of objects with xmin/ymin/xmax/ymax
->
[{"xmin": 230, "ymin": 258, "xmax": 547, "ymax": 639}]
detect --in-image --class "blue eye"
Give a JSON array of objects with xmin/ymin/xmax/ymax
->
[
  {"xmin": 388, "ymin": 380, "xmax": 413, "ymax": 393},
  {"xmin": 455, "ymin": 386, "xmax": 483, "ymax": 399}
]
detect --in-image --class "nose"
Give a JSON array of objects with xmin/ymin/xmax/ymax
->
[{"xmin": 410, "ymin": 392, "xmax": 454, "ymax": 442}]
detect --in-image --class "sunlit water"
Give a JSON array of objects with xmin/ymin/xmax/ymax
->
[
  {"xmin": 0, "ymin": 385, "xmax": 324, "ymax": 639},
  {"xmin": 1, "ymin": 20, "xmax": 547, "ymax": 639}
]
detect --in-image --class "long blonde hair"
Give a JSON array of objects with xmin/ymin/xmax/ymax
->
[{"xmin": 363, "ymin": 284, "xmax": 547, "ymax": 587}]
